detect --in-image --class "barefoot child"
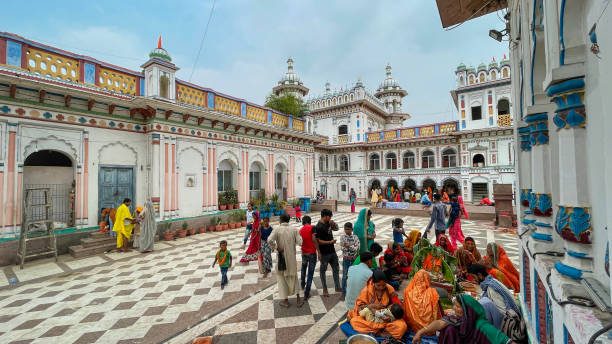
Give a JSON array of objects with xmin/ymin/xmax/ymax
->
[{"xmin": 212, "ymin": 240, "xmax": 232, "ymax": 289}]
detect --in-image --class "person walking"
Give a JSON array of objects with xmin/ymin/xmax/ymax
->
[
  {"xmin": 139, "ymin": 200, "xmax": 156, "ymax": 253},
  {"xmin": 242, "ymin": 203, "xmax": 257, "ymax": 249},
  {"xmin": 314, "ymin": 209, "xmax": 341, "ymax": 297},
  {"xmin": 425, "ymin": 194, "xmax": 447, "ymax": 240},
  {"xmin": 299, "ymin": 216, "xmax": 316, "ymax": 300},
  {"xmin": 349, "ymin": 188, "xmax": 357, "ymax": 213},
  {"xmin": 268, "ymin": 214, "xmax": 303, "ymax": 307}
]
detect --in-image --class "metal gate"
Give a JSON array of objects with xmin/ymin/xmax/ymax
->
[
  {"xmin": 98, "ymin": 166, "xmax": 134, "ymax": 218},
  {"xmin": 471, "ymin": 182, "xmax": 489, "ymax": 202},
  {"xmin": 23, "ymin": 183, "xmax": 73, "ymax": 225}
]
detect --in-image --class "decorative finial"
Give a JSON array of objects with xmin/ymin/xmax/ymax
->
[
  {"xmin": 492, "ymin": 56, "xmax": 496, "ymax": 62},
  {"xmin": 503, "ymin": 53, "xmax": 507, "ymax": 59},
  {"xmin": 157, "ymin": 36, "xmax": 162, "ymax": 49},
  {"xmin": 325, "ymin": 81, "xmax": 331, "ymax": 93},
  {"xmin": 287, "ymin": 57, "xmax": 294, "ymax": 71},
  {"xmin": 386, "ymin": 63, "xmax": 392, "ymax": 77}
]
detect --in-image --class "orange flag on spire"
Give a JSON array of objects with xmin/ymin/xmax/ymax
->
[
  {"xmin": 157, "ymin": 36, "xmax": 162, "ymax": 49},
  {"xmin": 503, "ymin": 53, "xmax": 507, "ymax": 59},
  {"xmin": 492, "ymin": 56, "xmax": 496, "ymax": 62}
]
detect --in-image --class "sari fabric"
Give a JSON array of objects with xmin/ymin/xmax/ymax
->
[
  {"xmin": 402, "ymin": 269, "xmax": 441, "ymax": 332},
  {"xmin": 488, "ymin": 243, "xmax": 520, "ymax": 292},
  {"xmin": 455, "ymin": 247, "xmax": 476, "ymax": 278},
  {"xmin": 403, "ymin": 230, "xmax": 421, "ymax": 263},
  {"xmin": 438, "ymin": 294, "xmax": 510, "ymax": 344},
  {"xmin": 442, "ymin": 192, "xmax": 450, "ymax": 203},
  {"xmin": 435, "ymin": 234, "xmax": 455, "ymax": 255},
  {"xmin": 349, "ymin": 281, "xmax": 407, "ymax": 340},
  {"xmin": 240, "ymin": 226, "xmax": 262, "ymax": 262},
  {"xmin": 348, "ymin": 280, "xmax": 397, "ymax": 319},
  {"xmin": 458, "ymin": 195, "xmax": 469, "ymax": 219},
  {"xmin": 350, "ymin": 190, "xmax": 356, "ymax": 213},
  {"xmin": 112, "ymin": 204, "xmax": 133, "ymax": 248},
  {"xmin": 139, "ymin": 201, "xmax": 156, "ymax": 252},
  {"xmin": 353, "ymin": 208, "xmax": 375, "ymax": 252}
]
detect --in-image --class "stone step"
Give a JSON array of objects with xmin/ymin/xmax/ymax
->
[
  {"xmin": 90, "ymin": 231, "xmax": 110, "ymax": 239},
  {"xmin": 81, "ymin": 236, "xmax": 116, "ymax": 248},
  {"xmin": 69, "ymin": 242, "xmax": 116, "ymax": 259}
]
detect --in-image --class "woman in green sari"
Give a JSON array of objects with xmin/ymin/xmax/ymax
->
[{"xmin": 353, "ymin": 208, "xmax": 376, "ymax": 252}]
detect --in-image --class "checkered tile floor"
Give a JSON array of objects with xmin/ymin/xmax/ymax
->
[{"xmin": 0, "ymin": 210, "xmax": 518, "ymax": 344}]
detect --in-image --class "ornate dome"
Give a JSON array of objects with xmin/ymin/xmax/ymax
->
[
  {"xmin": 456, "ymin": 62, "xmax": 467, "ymax": 71},
  {"xmin": 278, "ymin": 57, "xmax": 303, "ymax": 85},
  {"xmin": 377, "ymin": 64, "xmax": 402, "ymax": 91},
  {"xmin": 489, "ymin": 57, "xmax": 498, "ymax": 68},
  {"xmin": 477, "ymin": 62, "xmax": 487, "ymax": 71},
  {"xmin": 149, "ymin": 36, "xmax": 171, "ymax": 61}
]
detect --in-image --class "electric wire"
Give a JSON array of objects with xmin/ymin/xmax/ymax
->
[{"xmin": 188, "ymin": 0, "xmax": 217, "ymax": 82}]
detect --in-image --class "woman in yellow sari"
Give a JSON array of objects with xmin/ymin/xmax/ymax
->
[
  {"xmin": 403, "ymin": 230, "xmax": 421, "ymax": 264},
  {"xmin": 113, "ymin": 198, "xmax": 134, "ymax": 252}
]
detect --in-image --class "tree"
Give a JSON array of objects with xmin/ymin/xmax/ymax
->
[{"xmin": 264, "ymin": 93, "xmax": 308, "ymax": 117}]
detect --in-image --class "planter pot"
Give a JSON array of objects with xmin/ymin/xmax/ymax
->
[
  {"xmin": 215, "ymin": 225, "xmax": 223, "ymax": 232},
  {"xmin": 223, "ymin": 224, "xmax": 229, "ymax": 230},
  {"xmin": 199, "ymin": 227, "xmax": 207, "ymax": 234},
  {"xmin": 177, "ymin": 229, "xmax": 187, "ymax": 238},
  {"xmin": 208, "ymin": 225, "xmax": 215, "ymax": 232},
  {"xmin": 274, "ymin": 211, "xmax": 280, "ymax": 216},
  {"xmin": 188, "ymin": 228, "xmax": 196, "ymax": 236},
  {"xmin": 219, "ymin": 205, "xmax": 227, "ymax": 211},
  {"xmin": 229, "ymin": 223, "xmax": 236, "ymax": 229},
  {"xmin": 234, "ymin": 204, "xmax": 239, "ymax": 209},
  {"xmin": 163, "ymin": 232, "xmax": 174, "ymax": 241},
  {"xmin": 241, "ymin": 220, "xmax": 247, "ymax": 227}
]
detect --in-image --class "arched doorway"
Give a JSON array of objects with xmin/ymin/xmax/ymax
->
[
  {"xmin": 218, "ymin": 159, "xmax": 238, "ymax": 203},
  {"xmin": 403, "ymin": 178, "xmax": 416, "ymax": 191},
  {"xmin": 249, "ymin": 161, "xmax": 265, "ymax": 200},
  {"xmin": 320, "ymin": 180, "xmax": 327, "ymax": 198},
  {"xmin": 422, "ymin": 179, "xmax": 437, "ymax": 195},
  {"xmin": 369, "ymin": 179, "xmax": 381, "ymax": 199},
  {"xmin": 275, "ymin": 163, "xmax": 287, "ymax": 200},
  {"xmin": 443, "ymin": 178, "xmax": 459, "ymax": 196},
  {"xmin": 24, "ymin": 150, "xmax": 75, "ymax": 226},
  {"xmin": 473, "ymin": 154, "xmax": 486, "ymax": 167}
]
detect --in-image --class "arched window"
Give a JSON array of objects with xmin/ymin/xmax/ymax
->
[
  {"xmin": 319, "ymin": 156, "xmax": 325, "ymax": 172},
  {"xmin": 339, "ymin": 155, "xmax": 349, "ymax": 171},
  {"xmin": 338, "ymin": 125, "xmax": 348, "ymax": 135},
  {"xmin": 497, "ymin": 99, "xmax": 510, "ymax": 115},
  {"xmin": 422, "ymin": 150, "xmax": 435, "ymax": 168},
  {"xmin": 369, "ymin": 153, "xmax": 380, "ymax": 170},
  {"xmin": 502, "ymin": 68, "xmax": 509, "ymax": 78},
  {"xmin": 402, "ymin": 151, "xmax": 415, "ymax": 169},
  {"xmin": 217, "ymin": 160, "xmax": 234, "ymax": 192},
  {"xmin": 469, "ymin": 75, "xmax": 475, "ymax": 84},
  {"xmin": 490, "ymin": 71, "xmax": 497, "ymax": 80},
  {"xmin": 159, "ymin": 72, "xmax": 169, "ymax": 98},
  {"xmin": 459, "ymin": 76, "xmax": 464, "ymax": 86},
  {"xmin": 442, "ymin": 148, "xmax": 457, "ymax": 167},
  {"xmin": 479, "ymin": 73, "xmax": 485, "ymax": 82},
  {"xmin": 473, "ymin": 154, "xmax": 485, "ymax": 167},
  {"xmin": 385, "ymin": 153, "xmax": 397, "ymax": 169}
]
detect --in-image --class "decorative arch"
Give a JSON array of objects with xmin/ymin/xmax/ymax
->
[
  {"xmin": 402, "ymin": 178, "xmax": 417, "ymax": 191},
  {"xmin": 249, "ymin": 152, "xmax": 267, "ymax": 170},
  {"xmin": 402, "ymin": 150, "xmax": 416, "ymax": 169},
  {"xmin": 421, "ymin": 149, "xmax": 435, "ymax": 169},
  {"xmin": 368, "ymin": 178, "xmax": 381, "ymax": 189},
  {"xmin": 422, "ymin": 178, "xmax": 437, "ymax": 192},
  {"xmin": 442, "ymin": 177, "xmax": 460, "ymax": 195},
  {"xmin": 178, "ymin": 146, "xmax": 205, "ymax": 169},
  {"xmin": 441, "ymin": 147, "xmax": 457, "ymax": 168},
  {"xmin": 384, "ymin": 177, "xmax": 398, "ymax": 189},
  {"xmin": 478, "ymin": 72, "xmax": 486, "ymax": 82},
  {"xmin": 23, "ymin": 135, "xmax": 78, "ymax": 163},
  {"xmin": 473, "ymin": 153, "xmax": 486, "ymax": 167},
  {"xmin": 98, "ymin": 142, "xmax": 137, "ymax": 164},
  {"xmin": 217, "ymin": 149, "xmax": 240, "ymax": 170}
]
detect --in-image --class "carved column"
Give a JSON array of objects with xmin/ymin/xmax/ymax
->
[
  {"xmin": 151, "ymin": 133, "xmax": 160, "ymax": 217},
  {"xmin": 548, "ymin": 77, "xmax": 592, "ymax": 279}
]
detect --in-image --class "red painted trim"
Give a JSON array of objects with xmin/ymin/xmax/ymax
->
[
  {"xmin": 94, "ymin": 63, "xmax": 100, "ymax": 86},
  {"xmin": 79, "ymin": 60, "xmax": 84, "ymax": 83},
  {"xmin": 135, "ymin": 77, "xmax": 141, "ymax": 96},
  {"xmin": 0, "ymin": 37, "xmax": 6, "ymax": 65},
  {"xmin": 20, "ymin": 43, "xmax": 28, "ymax": 69}
]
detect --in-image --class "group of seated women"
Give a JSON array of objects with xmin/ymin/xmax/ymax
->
[{"xmin": 345, "ymin": 235, "xmax": 521, "ymax": 344}]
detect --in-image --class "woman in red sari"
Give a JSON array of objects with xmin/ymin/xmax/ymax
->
[
  {"xmin": 435, "ymin": 234, "xmax": 455, "ymax": 255},
  {"xmin": 240, "ymin": 212, "xmax": 261, "ymax": 264}
]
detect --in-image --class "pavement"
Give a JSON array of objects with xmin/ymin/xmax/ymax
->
[{"xmin": 0, "ymin": 208, "xmax": 518, "ymax": 344}]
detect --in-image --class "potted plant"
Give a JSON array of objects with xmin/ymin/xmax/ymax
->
[
  {"xmin": 207, "ymin": 217, "xmax": 215, "ymax": 232},
  {"xmin": 270, "ymin": 194, "xmax": 280, "ymax": 215},
  {"xmin": 221, "ymin": 216, "xmax": 229, "ymax": 231},
  {"xmin": 218, "ymin": 193, "xmax": 227, "ymax": 211},
  {"xmin": 177, "ymin": 221, "xmax": 188, "ymax": 238},
  {"xmin": 211, "ymin": 217, "xmax": 222, "ymax": 232},
  {"xmin": 279, "ymin": 200, "xmax": 288, "ymax": 214},
  {"xmin": 232, "ymin": 190, "xmax": 239, "ymax": 209},
  {"xmin": 188, "ymin": 222, "xmax": 196, "ymax": 236},
  {"xmin": 163, "ymin": 222, "xmax": 174, "ymax": 241},
  {"xmin": 199, "ymin": 224, "xmax": 207, "ymax": 234},
  {"xmin": 263, "ymin": 203, "xmax": 271, "ymax": 218},
  {"xmin": 240, "ymin": 211, "xmax": 247, "ymax": 227}
]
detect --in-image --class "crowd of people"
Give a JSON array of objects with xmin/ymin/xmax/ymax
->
[{"xmin": 211, "ymin": 193, "xmax": 523, "ymax": 343}]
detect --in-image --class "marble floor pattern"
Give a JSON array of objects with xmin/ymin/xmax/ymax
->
[{"xmin": 0, "ymin": 211, "xmax": 518, "ymax": 344}]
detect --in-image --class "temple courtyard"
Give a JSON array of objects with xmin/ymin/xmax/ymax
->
[{"xmin": 0, "ymin": 210, "xmax": 518, "ymax": 344}]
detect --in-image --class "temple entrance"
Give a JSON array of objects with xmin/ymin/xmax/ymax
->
[
  {"xmin": 472, "ymin": 182, "xmax": 489, "ymax": 202},
  {"xmin": 422, "ymin": 179, "xmax": 437, "ymax": 194},
  {"xmin": 443, "ymin": 179, "xmax": 459, "ymax": 196},
  {"xmin": 24, "ymin": 150, "xmax": 75, "ymax": 226},
  {"xmin": 403, "ymin": 179, "xmax": 416, "ymax": 191}
]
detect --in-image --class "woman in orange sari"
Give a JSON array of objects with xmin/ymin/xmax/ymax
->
[
  {"xmin": 485, "ymin": 243, "xmax": 520, "ymax": 292},
  {"xmin": 403, "ymin": 269, "xmax": 442, "ymax": 332},
  {"xmin": 348, "ymin": 270, "xmax": 406, "ymax": 339},
  {"xmin": 403, "ymin": 230, "xmax": 421, "ymax": 264}
]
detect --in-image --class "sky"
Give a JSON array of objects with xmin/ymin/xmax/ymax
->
[{"xmin": 2, "ymin": 1, "xmax": 508, "ymax": 126}]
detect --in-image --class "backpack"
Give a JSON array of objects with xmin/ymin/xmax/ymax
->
[{"xmin": 500, "ymin": 309, "xmax": 527, "ymax": 343}]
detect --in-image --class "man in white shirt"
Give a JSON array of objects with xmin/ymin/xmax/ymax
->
[
  {"xmin": 344, "ymin": 252, "xmax": 374, "ymax": 311},
  {"xmin": 242, "ymin": 203, "xmax": 255, "ymax": 249}
]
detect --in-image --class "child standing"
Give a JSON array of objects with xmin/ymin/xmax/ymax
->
[
  {"xmin": 392, "ymin": 218, "xmax": 405, "ymax": 247},
  {"xmin": 338, "ymin": 222, "xmax": 360, "ymax": 301},
  {"xmin": 212, "ymin": 240, "xmax": 232, "ymax": 289},
  {"xmin": 294, "ymin": 204, "xmax": 302, "ymax": 223}
]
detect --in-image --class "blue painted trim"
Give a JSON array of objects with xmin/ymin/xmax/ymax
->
[
  {"xmin": 518, "ymin": 126, "xmax": 531, "ymax": 134},
  {"xmin": 435, "ymin": 125, "xmax": 439, "ymax": 133},
  {"xmin": 140, "ymin": 78, "xmax": 145, "ymax": 96},
  {"xmin": 564, "ymin": 249, "xmax": 592, "ymax": 259},
  {"xmin": 6, "ymin": 40, "xmax": 22, "ymax": 68},
  {"xmin": 563, "ymin": 325, "xmax": 568, "ymax": 344},
  {"xmin": 590, "ymin": 31, "xmax": 597, "ymax": 44},
  {"xmin": 545, "ymin": 293, "xmax": 551, "ymax": 341},
  {"xmin": 524, "ymin": 113, "xmax": 548, "ymax": 123},
  {"xmin": 546, "ymin": 78, "xmax": 585, "ymax": 97},
  {"xmin": 560, "ymin": 0, "xmax": 567, "ymax": 65},
  {"xmin": 7, "ymin": 122, "xmax": 18, "ymax": 127},
  {"xmin": 415, "ymin": 128, "xmax": 419, "ymax": 136},
  {"xmin": 531, "ymin": 232, "xmax": 552, "ymax": 241},
  {"xmin": 524, "ymin": 210, "xmax": 533, "ymax": 214},
  {"xmin": 534, "ymin": 222, "xmax": 552, "ymax": 227},
  {"xmin": 554, "ymin": 261, "xmax": 590, "ymax": 279},
  {"xmin": 152, "ymin": 133, "xmax": 160, "ymax": 139},
  {"xmin": 520, "ymin": 61, "xmax": 524, "ymax": 119},
  {"xmin": 454, "ymin": 80, "xmax": 512, "ymax": 95},
  {"xmin": 523, "ymin": 219, "xmax": 536, "ymax": 225}
]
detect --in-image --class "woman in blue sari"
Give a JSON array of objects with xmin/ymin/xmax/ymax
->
[
  {"xmin": 353, "ymin": 208, "xmax": 376, "ymax": 252},
  {"xmin": 350, "ymin": 188, "xmax": 357, "ymax": 213}
]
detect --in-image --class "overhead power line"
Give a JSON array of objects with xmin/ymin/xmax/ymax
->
[{"xmin": 189, "ymin": 0, "xmax": 217, "ymax": 82}]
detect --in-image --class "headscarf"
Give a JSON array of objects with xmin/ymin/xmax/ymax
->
[
  {"xmin": 455, "ymin": 247, "xmax": 476, "ymax": 273},
  {"xmin": 487, "ymin": 243, "xmax": 520, "ymax": 292},
  {"xmin": 404, "ymin": 230, "xmax": 421, "ymax": 253},
  {"xmin": 435, "ymin": 234, "xmax": 454, "ymax": 254},
  {"xmin": 458, "ymin": 195, "xmax": 469, "ymax": 219},
  {"xmin": 403, "ymin": 269, "xmax": 440, "ymax": 332},
  {"xmin": 481, "ymin": 275, "xmax": 520, "ymax": 314},
  {"xmin": 252, "ymin": 210, "xmax": 260, "ymax": 231},
  {"xmin": 465, "ymin": 238, "xmax": 482, "ymax": 262},
  {"xmin": 139, "ymin": 200, "xmax": 156, "ymax": 251},
  {"xmin": 438, "ymin": 294, "xmax": 510, "ymax": 344},
  {"xmin": 136, "ymin": 206, "xmax": 143, "ymax": 213},
  {"xmin": 353, "ymin": 208, "xmax": 374, "ymax": 252}
]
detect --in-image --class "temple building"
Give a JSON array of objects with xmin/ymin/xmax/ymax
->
[
  {"xmin": 0, "ymin": 32, "xmax": 317, "ymax": 242},
  {"xmin": 305, "ymin": 57, "xmax": 515, "ymax": 204},
  {"xmin": 436, "ymin": 1, "xmax": 612, "ymax": 343}
]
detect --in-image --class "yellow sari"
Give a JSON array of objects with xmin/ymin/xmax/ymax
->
[{"xmin": 113, "ymin": 203, "xmax": 133, "ymax": 248}]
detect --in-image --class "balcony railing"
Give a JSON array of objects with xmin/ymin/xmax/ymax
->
[
  {"xmin": 338, "ymin": 135, "xmax": 349, "ymax": 144},
  {"xmin": 497, "ymin": 114, "xmax": 512, "ymax": 127},
  {"xmin": 365, "ymin": 121, "xmax": 459, "ymax": 143}
]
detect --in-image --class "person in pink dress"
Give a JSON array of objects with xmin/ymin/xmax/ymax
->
[{"xmin": 448, "ymin": 195, "xmax": 466, "ymax": 250}]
